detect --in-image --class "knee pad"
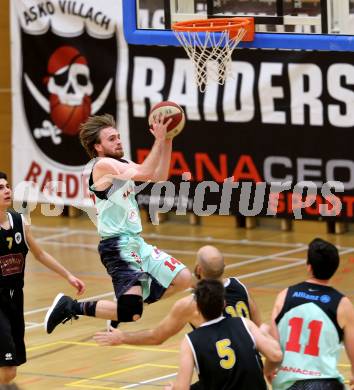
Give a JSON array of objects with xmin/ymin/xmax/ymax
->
[
  {"xmin": 117, "ymin": 294, "xmax": 143, "ymax": 322},
  {"xmin": 144, "ymin": 278, "xmax": 166, "ymax": 304}
]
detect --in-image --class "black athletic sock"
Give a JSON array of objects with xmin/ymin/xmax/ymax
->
[{"xmin": 73, "ymin": 301, "xmax": 97, "ymax": 317}]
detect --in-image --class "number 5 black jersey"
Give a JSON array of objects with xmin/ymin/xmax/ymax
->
[{"xmin": 187, "ymin": 316, "xmax": 267, "ymax": 390}]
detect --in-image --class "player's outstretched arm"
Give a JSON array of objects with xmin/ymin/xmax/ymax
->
[
  {"xmin": 139, "ymin": 114, "xmax": 172, "ymax": 182},
  {"xmin": 94, "ymin": 296, "xmax": 193, "ymax": 346},
  {"xmin": 269, "ymin": 288, "xmax": 288, "ymax": 340},
  {"xmin": 245, "ymin": 318, "xmax": 282, "ymax": 384},
  {"xmin": 244, "ymin": 318, "xmax": 282, "ymax": 364},
  {"xmin": 152, "ymin": 138, "xmax": 172, "ymax": 182},
  {"xmin": 25, "ymin": 225, "xmax": 85, "ymax": 295},
  {"xmin": 164, "ymin": 336, "xmax": 194, "ymax": 390},
  {"xmin": 248, "ymin": 294, "xmax": 262, "ymax": 326},
  {"xmin": 262, "ymin": 289, "xmax": 287, "ymax": 382},
  {"xmin": 93, "ymin": 115, "xmax": 172, "ymax": 183},
  {"xmin": 337, "ymin": 296, "xmax": 354, "ymax": 389}
]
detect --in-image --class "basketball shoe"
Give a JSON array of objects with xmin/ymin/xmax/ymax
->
[{"xmin": 44, "ymin": 293, "xmax": 79, "ymax": 334}]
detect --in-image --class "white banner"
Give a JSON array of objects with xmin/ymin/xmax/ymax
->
[{"xmin": 11, "ymin": 0, "xmax": 130, "ymax": 208}]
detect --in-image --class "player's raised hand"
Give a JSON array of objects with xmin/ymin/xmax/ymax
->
[{"xmin": 149, "ymin": 113, "xmax": 172, "ymax": 141}]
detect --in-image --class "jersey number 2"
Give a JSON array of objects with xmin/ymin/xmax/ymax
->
[{"xmin": 285, "ymin": 317, "xmax": 323, "ymax": 356}]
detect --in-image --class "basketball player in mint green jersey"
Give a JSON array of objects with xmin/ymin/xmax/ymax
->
[
  {"xmin": 264, "ymin": 238, "xmax": 354, "ymax": 390},
  {"xmin": 44, "ymin": 114, "xmax": 192, "ymax": 335}
]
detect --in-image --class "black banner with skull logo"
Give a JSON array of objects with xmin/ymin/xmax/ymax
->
[
  {"xmin": 11, "ymin": 0, "xmax": 121, "ymax": 207},
  {"xmin": 22, "ymin": 29, "xmax": 117, "ymax": 166}
]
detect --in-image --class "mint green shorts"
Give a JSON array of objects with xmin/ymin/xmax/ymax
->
[{"xmin": 100, "ymin": 234, "xmax": 186, "ymax": 301}]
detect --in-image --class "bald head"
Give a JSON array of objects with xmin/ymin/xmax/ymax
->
[{"xmin": 196, "ymin": 245, "xmax": 225, "ymax": 280}]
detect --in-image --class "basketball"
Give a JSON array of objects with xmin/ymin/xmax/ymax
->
[
  {"xmin": 148, "ymin": 101, "xmax": 185, "ymax": 140},
  {"xmin": 50, "ymin": 94, "xmax": 91, "ymax": 136}
]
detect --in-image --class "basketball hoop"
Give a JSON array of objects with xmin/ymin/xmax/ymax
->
[{"xmin": 172, "ymin": 17, "xmax": 254, "ymax": 92}]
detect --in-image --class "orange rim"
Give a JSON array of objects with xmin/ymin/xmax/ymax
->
[{"xmin": 172, "ymin": 17, "xmax": 254, "ymax": 41}]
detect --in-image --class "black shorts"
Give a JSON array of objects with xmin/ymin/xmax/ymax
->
[
  {"xmin": 98, "ymin": 237, "xmax": 147, "ymax": 300},
  {"xmin": 0, "ymin": 288, "xmax": 26, "ymax": 366},
  {"xmin": 99, "ymin": 236, "xmax": 175, "ymax": 302},
  {"xmin": 288, "ymin": 379, "xmax": 345, "ymax": 390}
]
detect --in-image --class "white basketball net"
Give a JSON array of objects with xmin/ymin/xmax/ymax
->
[{"xmin": 174, "ymin": 28, "xmax": 246, "ymax": 92}]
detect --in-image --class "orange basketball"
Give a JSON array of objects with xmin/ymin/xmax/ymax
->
[
  {"xmin": 148, "ymin": 101, "xmax": 185, "ymax": 140},
  {"xmin": 50, "ymin": 95, "xmax": 91, "ymax": 136}
]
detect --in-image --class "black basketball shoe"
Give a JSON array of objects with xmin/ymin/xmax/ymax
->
[{"xmin": 44, "ymin": 293, "xmax": 79, "ymax": 334}]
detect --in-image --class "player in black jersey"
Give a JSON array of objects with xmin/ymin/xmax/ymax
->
[
  {"xmin": 165, "ymin": 279, "xmax": 282, "ymax": 390},
  {"xmin": 94, "ymin": 245, "xmax": 261, "ymax": 347},
  {"xmin": 0, "ymin": 172, "xmax": 85, "ymax": 384},
  {"xmin": 264, "ymin": 238, "xmax": 354, "ymax": 390}
]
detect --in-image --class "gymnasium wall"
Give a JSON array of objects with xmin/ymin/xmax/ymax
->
[
  {"xmin": 0, "ymin": 0, "xmax": 11, "ymax": 177},
  {"xmin": 8, "ymin": 1, "xmax": 354, "ymax": 222}
]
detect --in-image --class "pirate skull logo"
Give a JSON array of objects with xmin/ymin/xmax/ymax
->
[
  {"xmin": 21, "ymin": 27, "xmax": 116, "ymax": 166},
  {"xmin": 44, "ymin": 46, "xmax": 93, "ymax": 136},
  {"xmin": 24, "ymin": 45, "xmax": 113, "ymax": 139},
  {"xmin": 47, "ymin": 51, "xmax": 93, "ymax": 106}
]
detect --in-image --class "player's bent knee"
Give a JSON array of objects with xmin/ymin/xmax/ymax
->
[
  {"xmin": 0, "ymin": 366, "xmax": 17, "ymax": 383},
  {"xmin": 174, "ymin": 268, "xmax": 193, "ymax": 289},
  {"xmin": 117, "ymin": 294, "xmax": 143, "ymax": 322}
]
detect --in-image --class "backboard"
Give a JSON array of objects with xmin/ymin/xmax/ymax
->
[{"xmin": 123, "ymin": 0, "xmax": 354, "ymax": 50}]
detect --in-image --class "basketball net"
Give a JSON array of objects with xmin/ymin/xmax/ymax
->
[{"xmin": 173, "ymin": 28, "xmax": 246, "ymax": 93}]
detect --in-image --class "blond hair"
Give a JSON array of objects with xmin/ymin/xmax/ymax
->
[{"xmin": 79, "ymin": 114, "xmax": 116, "ymax": 158}]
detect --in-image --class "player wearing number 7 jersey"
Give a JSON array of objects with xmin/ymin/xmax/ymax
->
[
  {"xmin": 0, "ymin": 172, "xmax": 85, "ymax": 384},
  {"xmin": 44, "ymin": 114, "xmax": 191, "ymax": 335},
  {"xmin": 164, "ymin": 279, "xmax": 282, "ymax": 390},
  {"xmin": 265, "ymin": 238, "xmax": 354, "ymax": 390}
]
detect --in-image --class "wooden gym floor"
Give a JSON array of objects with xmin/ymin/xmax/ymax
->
[{"xmin": 15, "ymin": 212, "xmax": 354, "ymax": 389}]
